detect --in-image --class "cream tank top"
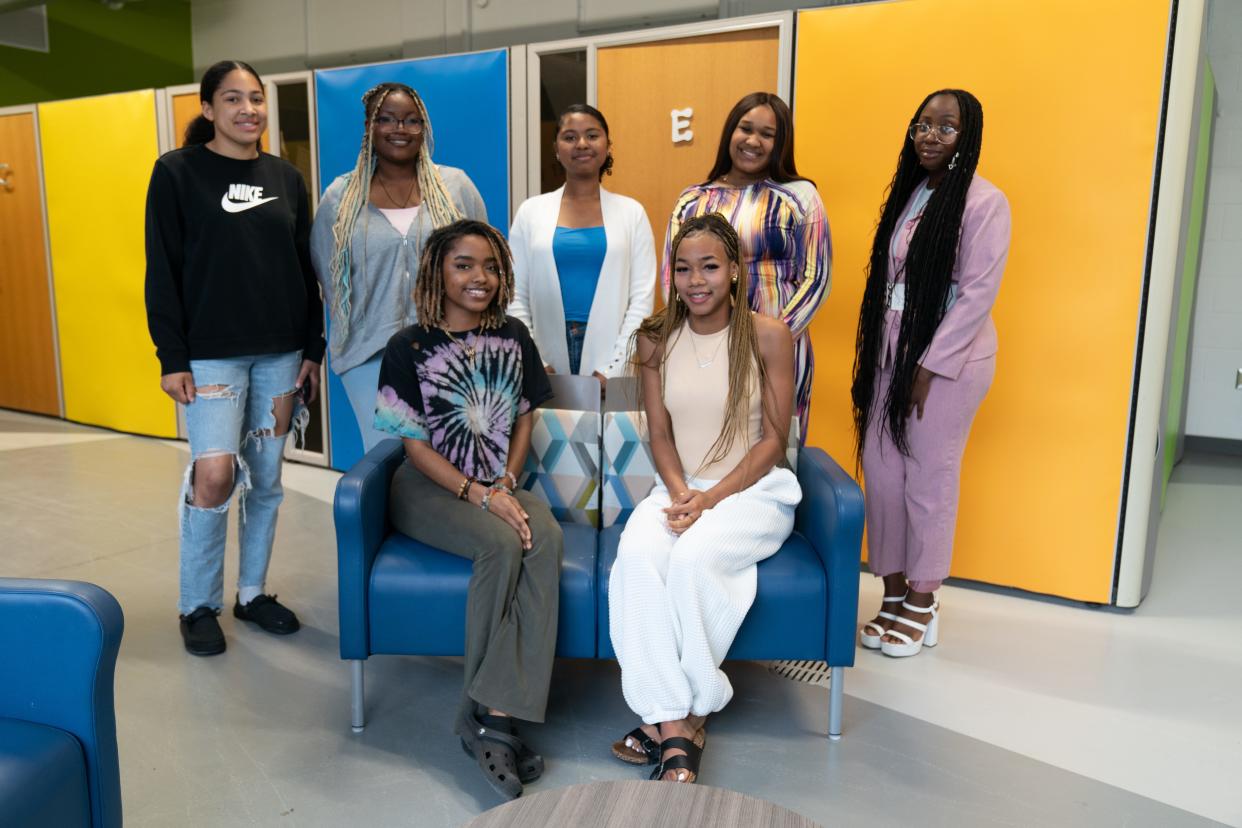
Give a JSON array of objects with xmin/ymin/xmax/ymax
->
[{"xmin": 663, "ymin": 322, "xmax": 763, "ymax": 481}]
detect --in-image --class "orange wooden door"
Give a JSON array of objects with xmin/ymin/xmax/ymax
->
[
  {"xmin": 0, "ymin": 112, "xmax": 60, "ymax": 416},
  {"xmin": 171, "ymin": 91, "xmax": 269, "ymax": 151},
  {"xmin": 596, "ymin": 28, "xmax": 780, "ymax": 277}
]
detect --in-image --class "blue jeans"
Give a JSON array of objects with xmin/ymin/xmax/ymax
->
[
  {"xmin": 565, "ymin": 321, "xmax": 586, "ymax": 376},
  {"xmin": 179, "ymin": 351, "xmax": 306, "ymax": 614},
  {"xmin": 338, "ymin": 352, "xmax": 388, "ymax": 453}
]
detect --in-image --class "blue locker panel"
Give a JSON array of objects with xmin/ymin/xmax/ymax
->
[{"xmin": 315, "ymin": 49, "xmax": 509, "ymax": 471}]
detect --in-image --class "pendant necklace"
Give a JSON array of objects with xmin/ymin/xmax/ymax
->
[
  {"xmin": 375, "ymin": 171, "xmax": 418, "ymax": 208},
  {"xmin": 688, "ymin": 327, "xmax": 726, "ymax": 369},
  {"xmin": 441, "ymin": 326, "xmax": 477, "ymax": 364}
]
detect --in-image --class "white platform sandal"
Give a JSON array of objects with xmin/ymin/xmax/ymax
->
[
  {"xmin": 879, "ymin": 598, "xmax": 939, "ymax": 658},
  {"xmin": 859, "ymin": 593, "xmax": 906, "ymax": 650}
]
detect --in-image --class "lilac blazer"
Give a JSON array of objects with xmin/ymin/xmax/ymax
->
[{"xmin": 883, "ymin": 175, "xmax": 1011, "ymax": 380}]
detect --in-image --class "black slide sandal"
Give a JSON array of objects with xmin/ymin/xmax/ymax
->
[
  {"xmin": 612, "ymin": 727, "xmax": 660, "ymax": 765},
  {"xmin": 650, "ymin": 734, "xmax": 705, "ymax": 783}
]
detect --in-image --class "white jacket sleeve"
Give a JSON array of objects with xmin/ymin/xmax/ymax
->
[
  {"xmin": 599, "ymin": 204, "xmax": 657, "ymax": 378},
  {"xmin": 507, "ymin": 203, "xmax": 535, "ymax": 331}
]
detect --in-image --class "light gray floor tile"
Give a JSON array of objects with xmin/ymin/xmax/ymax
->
[{"xmin": 0, "ymin": 411, "xmax": 1229, "ymax": 827}]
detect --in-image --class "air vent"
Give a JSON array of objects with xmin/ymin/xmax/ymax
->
[
  {"xmin": 769, "ymin": 659, "xmax": 831, "ymax": 687},
  {"xmin": 0, "ymin": 6, "xmax": 49, "ymax": 53}
]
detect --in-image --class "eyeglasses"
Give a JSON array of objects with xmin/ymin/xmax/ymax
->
[
  {"xmin": 375, "ymin": 115, "xmax": 425, "ymax": 133},
  {"xmin": 908, "ymin": 123, "xmax": 959, "ymax": 143}
]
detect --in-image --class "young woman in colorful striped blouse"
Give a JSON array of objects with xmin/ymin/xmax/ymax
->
[{"xmin": 663, "ymin": 92, "xmax": 832, "ymax": 442}]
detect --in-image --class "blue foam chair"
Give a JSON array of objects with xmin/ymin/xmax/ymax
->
[
  {"xmin": 335, "ymin": 389, "xmax": 863, "ymax": 739},
  {"xmin": 0, "ymin": 578, "xmax": 124, "ymax": 827}
]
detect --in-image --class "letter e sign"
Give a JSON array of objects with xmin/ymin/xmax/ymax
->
[{"xmin": 671, "ymin": 108, "xmax": 693, "ymax": 144}]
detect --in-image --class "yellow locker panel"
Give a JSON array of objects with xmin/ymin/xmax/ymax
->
[
  {"xmin": 795, "ymin": 0, "xmax": 1172, "ymax": 602},
  {"xmin": 40, "ymin": 90, "xmax": 176, "ymax": 437}
]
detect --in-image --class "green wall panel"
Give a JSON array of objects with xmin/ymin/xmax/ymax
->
[{"xmin": 0, "ymin": 0, "xmax": 192, "ymax": 107}]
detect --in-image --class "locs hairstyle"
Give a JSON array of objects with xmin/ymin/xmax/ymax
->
[
  {"xmin": 413, "ymin": 220, "xmax": 514, "ymax": 331},
  {"xmin": 703, "ymin": 92, "xmax": 812, "ymax": 186},
  {"xmin": 184, "ymin": 60, "xmax": 264, "ymax": 146},
  {"xmin": 327, "ymin": 82, "xmax": 464, "ymax": 336},
  {"xmin": 851, "ymin": 88, "xmax": 984, "ymax": 460},
  {"xmin": 556, "ymin": 103, "xmax": 614, "ymax": 180},
  {"xmin": 630, "ymin": 213, "xmax": 784, "ymax": 475}
]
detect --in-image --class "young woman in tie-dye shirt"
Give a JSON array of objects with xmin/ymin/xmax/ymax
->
[
  {"xmin": 664, "ymin": 92, "xmax": 832, "ymax": 442},
  {"xmin": 373, "ymin": 219, "xmax": 559, "ymax": 801}
]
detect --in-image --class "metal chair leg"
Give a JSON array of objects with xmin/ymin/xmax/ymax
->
[
  {"xmin": 828, "ymin": 666, "xmax": 844, "ymax": 741},
  {"xmin": 350, "ymin": 660, "xmax": 365, "ymax": 733}
]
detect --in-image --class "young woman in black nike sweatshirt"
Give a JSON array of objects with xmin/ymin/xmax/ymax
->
[{"xmin": 144, "ymin": 59, "xmax": 326, "ymax": 657}]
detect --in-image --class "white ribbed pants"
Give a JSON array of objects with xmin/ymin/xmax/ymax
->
[{"xmin": 609, "ymin": 467, "xmax": 801, "ymax": 724}]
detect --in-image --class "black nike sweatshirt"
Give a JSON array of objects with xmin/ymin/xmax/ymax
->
[{"xmin": 144, "ymin": 144, "xmax": 326, "ymax": 375}]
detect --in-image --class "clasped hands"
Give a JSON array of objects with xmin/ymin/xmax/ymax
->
[
  {"xmin": 664, "ymin": 489, "xmax": 717, "ymax": 535},
  {"xmin": 472, "ymin": 478, "xmax": 532, "ymax": 550}
]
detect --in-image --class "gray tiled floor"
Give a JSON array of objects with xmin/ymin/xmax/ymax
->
[{"xmin": 0, "ymin": 410, "xmax": 1227, "ymax": 827}]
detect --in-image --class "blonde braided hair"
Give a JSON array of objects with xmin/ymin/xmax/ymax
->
[
  {"xmin": 328, "ymin": 82, "xmax": 464, "ymax": 336},
  {"xmin": 631, "ymin": 213, "xmax": 776, "ymax": 475}
]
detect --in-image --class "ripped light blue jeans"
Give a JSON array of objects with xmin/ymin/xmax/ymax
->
[{"xmin": 179, "ymin": 351, "xmax": 306, "ymax": 614}]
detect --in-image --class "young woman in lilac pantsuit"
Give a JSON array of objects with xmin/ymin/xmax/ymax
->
[{"xmin": 851, "ymin": 89, "xmax": 1011, "ymax": 658}]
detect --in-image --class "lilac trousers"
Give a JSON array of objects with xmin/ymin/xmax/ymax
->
[{"xmin": 861, "ymin": 355, "xmax": 995, "ymax": 592}]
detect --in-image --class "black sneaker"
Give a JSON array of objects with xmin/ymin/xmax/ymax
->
[
  {"xmin": 179, "ymin": 606, "xmax": 226, "ymax": 656},
  {"xmin": 233, "ymin": 593, "xmax": 300, "ymax": 635}
]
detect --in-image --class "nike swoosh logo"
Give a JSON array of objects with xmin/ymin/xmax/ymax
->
[{"xmin": 221, "ymin": 194, "xmax": 279, "ymax": 213}]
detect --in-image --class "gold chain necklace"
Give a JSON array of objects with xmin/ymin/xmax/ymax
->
[
  {"xmin": 441, "ymin": 326, "xmax": 477, "ymax": 363},
  {"xmin": 718, "ymin": 173, "xmax": 759, "ymax": 188}
]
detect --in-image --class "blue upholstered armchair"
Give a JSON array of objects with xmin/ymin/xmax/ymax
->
[
  {"xmin": 335, "ymin": 377, "xmax": 864, "ymax": 739},
  {"xmin": 0, "ymin": 578, "xmax": 124, "ymax": 828}
]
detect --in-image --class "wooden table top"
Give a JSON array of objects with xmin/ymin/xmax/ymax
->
[{"xmin": 464, "ymin": 779, "xmax": 822, "ymax": 828}]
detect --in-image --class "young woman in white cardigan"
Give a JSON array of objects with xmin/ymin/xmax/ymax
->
[{"xmin": 508, "ymin": 105, "xmax": 656, "ymax": 388}]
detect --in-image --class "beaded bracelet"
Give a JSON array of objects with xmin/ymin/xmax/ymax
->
[
  {"xmin": 503, "ymin": 470, "xmax": 517, "ymax": 489},
  {"xmin": 457, "ymin": 476, "xmax": 476, "ymax": 500},
  {"xmin": 480, "ymin": 488, "xmax": 494, "ymax": 512}
]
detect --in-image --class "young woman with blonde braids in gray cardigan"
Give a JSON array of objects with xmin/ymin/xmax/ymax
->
[{"xmin": 311, "ymin": 82, "xmax": 487, "ymax": 450}]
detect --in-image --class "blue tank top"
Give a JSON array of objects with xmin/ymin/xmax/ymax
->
[{"xmin": 553, "ymin": 226, "xmax": 607, "ymax": 323}]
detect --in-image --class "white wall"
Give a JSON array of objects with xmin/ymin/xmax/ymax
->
[
  {"xmin": 193, "ymin": 0, "xmax": 732, "ymax": 72},
  {"xmin": 1186, "ymin": 0, "xmax": 1242, "ymax": 439},
  {"xmin": 189, "ymin": 0, "xmax": 850, "ymax": 73}
]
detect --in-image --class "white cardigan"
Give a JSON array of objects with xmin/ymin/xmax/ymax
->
[{"xmin": 508, "ymin": 186, "xmax": 656, "ymax": 378}]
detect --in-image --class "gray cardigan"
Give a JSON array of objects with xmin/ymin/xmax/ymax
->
[{"xmin": 310, "ymin": 165, "xmax": 487, "ymax": 374}]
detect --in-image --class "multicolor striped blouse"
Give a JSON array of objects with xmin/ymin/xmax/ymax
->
[{"xmin": 663, "ymin": 178, "xmax": 832, "ymax": 441}]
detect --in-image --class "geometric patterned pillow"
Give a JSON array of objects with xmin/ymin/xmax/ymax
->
[
  {"xmin": 519, "ymin": 407, "xmax": 601, "ymax": 528},
  {"xmin": 600, "ymin": 409, "xmax": 656, "ymax": 528}
]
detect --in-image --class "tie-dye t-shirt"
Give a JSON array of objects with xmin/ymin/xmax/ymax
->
[{"xmin": 373, "ymin": 316, "xmax": 552, "ymax": 480}]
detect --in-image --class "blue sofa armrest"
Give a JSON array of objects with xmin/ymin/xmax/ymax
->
[
  {"xmin": 336, "ymin": 438, "xmax": 407, "ymax": 660},
  {"xmin": 0, "ymin": 578, "xmax": 124, "ymax": 828},
  {"xmin": 794, "ymin": 447, "xmax": 865, "ymax": 668}
]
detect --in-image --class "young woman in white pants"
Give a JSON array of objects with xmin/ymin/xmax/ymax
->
[{"xmin": 608, "ymin": 213, "xmax": 801, "ymax": 784}]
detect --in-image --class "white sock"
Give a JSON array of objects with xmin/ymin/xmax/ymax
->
[{"xmin": 238, "ymin": 585, "xmax": 264, "ymax": 606}]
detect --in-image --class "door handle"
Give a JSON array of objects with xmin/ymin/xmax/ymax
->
[{"xmin": 0, "ymin": 162, "xmax": 10, "ymax": 190}]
